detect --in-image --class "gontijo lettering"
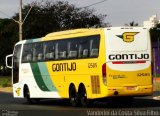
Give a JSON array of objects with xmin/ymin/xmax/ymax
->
[
  {"xmin": 52, "ymin": 62, "xmax": 76, "ymax": 72},
  {"xmin": 109, "ymin": 54, "xmax": 149, "ymax": 60}
]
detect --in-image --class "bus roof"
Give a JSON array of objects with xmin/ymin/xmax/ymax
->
[
  {"xmin": 43, "ymin": 28, "xmax": 104, "ymax": 41},
  {"xmin": 45, "ymin": 28, "xmax": 103, "ymax": 37},
  {"xmin": 15, "ymin": 27, "xmax": 147, "ymax": 45}
]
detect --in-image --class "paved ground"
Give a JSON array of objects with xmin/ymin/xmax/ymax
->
[{"xmin": 0, "ymin": 91, "xmax": 160, "ymax": 116}]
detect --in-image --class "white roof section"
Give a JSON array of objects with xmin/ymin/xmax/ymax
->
[{"xmin": 105, "ymin": 27, "xmax": 149, "ymax": 52}]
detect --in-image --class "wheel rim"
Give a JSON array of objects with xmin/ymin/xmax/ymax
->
[{"xmin": 70, "ymin": 92, "xmax": 76, "ymax": 103}]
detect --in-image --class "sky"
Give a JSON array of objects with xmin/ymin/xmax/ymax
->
[{"xmin": 0, "ymin": 0, "xmax": 160, "ymax": 26}]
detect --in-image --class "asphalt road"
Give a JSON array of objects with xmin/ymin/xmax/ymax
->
[{"xmin": 0, "ymin": 92, "xmax": 160, "ymax": 116}]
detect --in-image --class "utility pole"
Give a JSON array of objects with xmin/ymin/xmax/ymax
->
[
  {"xmin": 0, "ymin": 0, "xmax": 35, "ymax": 41},
  {"xmin": 19, "ymin": 0, "xmax": 23, "ymax": 41}
]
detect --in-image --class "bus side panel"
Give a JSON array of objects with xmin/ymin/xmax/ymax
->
[
  {"xmin": 45, "ymin": 30, "xmax": 107, "ymax": 99},
  {"xmin": 46, "ymin": 59, "xmax": 102, "ymax": 98},
  {"xmin": 14, "ymin": 63, "xmax": 61, "ymax": 98}
]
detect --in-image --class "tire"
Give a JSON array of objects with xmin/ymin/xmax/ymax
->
[
  {"xmin": 24, "ymin": 87, "xmax": 39, "ymax": 104},
  {"xmin": 69, "ymin": 85, "xmax": 79, "ymax": 107},
  {"xmin": 79, "ymin": 86, "xmax": 90, "ymax": 107},
  {"xmin": 25, "ymin": 87, "xmax": 31, "ymax": 104}
]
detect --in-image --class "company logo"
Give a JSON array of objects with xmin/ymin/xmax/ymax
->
[
  {"xmin": 16, "ymin": 87, "xmax": 21, "ymax": 96},
  {"xmin": 108, "ymin": 54, "xmax": 149, "ymax": 60},
  {"xmin": 117, "ymin": 32, "xmax": 139, "ymax": 42}
]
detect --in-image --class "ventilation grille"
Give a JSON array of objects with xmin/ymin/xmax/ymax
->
[{"xmin": 91, "ymin": 75, "xmax": 100, "ymax": 94}]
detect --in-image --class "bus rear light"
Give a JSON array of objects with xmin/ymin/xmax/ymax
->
[{"xmin": 102, "ymin": 63, "xmax": 107, "ymax": 85}]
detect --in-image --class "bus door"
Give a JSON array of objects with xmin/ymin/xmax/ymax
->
[{"xmin": 13, "ymin": 44, "xmax": 22, "ymax": 85}]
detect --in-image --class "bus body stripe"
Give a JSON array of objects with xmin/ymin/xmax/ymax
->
[
  {"xmin": 25, "ymin": 39, "xmax": 33, "ymax": 43},
  {"xmin": 38, "ymin": 62, "xmax": 57, "ymax": 91},
  {"xmin": 33, "ymin": 39, "xmax": 41, "ymax": 42},
  {"xmin": 30, "ymin": 63, "xmax": 49, "ymax": 91},
  {"xmin": 25, "ymin": 38, "xmax": 41, "ymax": 44}
]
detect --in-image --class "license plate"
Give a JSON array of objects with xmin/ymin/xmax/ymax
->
[{"xmin": 127, "ymin": 86, "xmax": 134, "ymax": 90}]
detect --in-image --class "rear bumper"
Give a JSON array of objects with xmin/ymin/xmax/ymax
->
[{"xmin": 106, "ymin": 85, "xmax": 153, "ymax": 97}]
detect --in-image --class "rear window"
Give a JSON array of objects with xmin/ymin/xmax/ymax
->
[{"xmin": 106, "ymin": 29, "xmax": 149, "ymax": 52}]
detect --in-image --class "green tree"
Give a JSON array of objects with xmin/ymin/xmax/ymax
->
[
  {"xmin": 0, "ymin": 1, "xmax": 106, "ymax": 75},
  {"xmin": 0, "ymin": 19, "xmax": 18, "ymax": 75},
  {"xmin": 125, "ymin": 21, "xmax": 139, "ymax": 27},
  {"xmin": 13, "ymin": 1, "xmax": 106, "ymax": 39},
  {"xmin": 150, "ymin": 23, "xmax": 160, "ymax": 43}
]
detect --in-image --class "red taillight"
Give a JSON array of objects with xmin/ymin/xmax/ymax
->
[
  {"xmin": 102, "ymin": 63, "xmax": 107, "ymax": 85},
  {"xmin": 102, "ymin": 63, "xmax": 106, "ymax": 77}
]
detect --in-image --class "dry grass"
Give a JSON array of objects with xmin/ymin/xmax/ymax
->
[
  {"xmin": 0, "ymin": 87, "xmax": 12, "ymax": 93},
  {"xmin": 153, "ymin": 82, "xmax": 160, "ymax": 91},
  {"xmin": 0, "ymin": 76, "xmax": 12, "ymax": 93}
]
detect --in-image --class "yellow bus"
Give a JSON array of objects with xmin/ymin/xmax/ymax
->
[{"xmin": 6, "ymin": 27, "xmax": 153, "ymax": 107}]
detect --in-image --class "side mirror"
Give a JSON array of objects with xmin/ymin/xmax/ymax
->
[{"xmin": 6, "ymin": 54, "xmax": 13, "ymax": 69}]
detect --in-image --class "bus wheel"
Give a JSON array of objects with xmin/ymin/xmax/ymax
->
[
  {"xmin": 69, "ymin": 85, "xmax": 79, "ymax": 107},
  {"xmin": 24, "ymin": 87, "xmax": 39, "ymax": 104},
  {"xmin": 79, "ymin": 86, "xmax": 89, "ymax": 107},
  {"xmin": 24, "ymin": 87, "xmax": 32, "ymax": 104}
]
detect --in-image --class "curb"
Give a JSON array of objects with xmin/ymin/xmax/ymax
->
[
  {"xmin": 0, "ymin": 91, "xmax": 12, "ymax": 93},
  {"xmin": 0, "ymin": 87, "xmax": 12, "ymax": 93}
]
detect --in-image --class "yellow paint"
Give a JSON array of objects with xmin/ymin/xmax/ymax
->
[
  {"xmin": 39, "ymin": 28, "xmax": 152, "ymax": 99},
  {"xmin": 16, "ymin": 87, "xmax": 21, "ymax": 96},
  {"xmin": 122, "ymin": 32, "xmax": 139, "ymax": 42},
  {"xmin": 104, "ymin": 65, "xmax": 153, "ymax": 97},
  {"xmin": 41, "ymin": 28, "xmax": 103, "ymax": 41},
  {"xmin": 107, "ymin": 66, "xmax": 152, "ymax": 87},
  {"xmin": 44, "ymin": 28, "xmax": 105, "ymax": 98}
]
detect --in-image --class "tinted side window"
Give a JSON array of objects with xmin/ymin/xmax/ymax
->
[
  {"xmin": 22, "ymin": 35, "xmax": 100, "ymax": 62},
  {"xmin": 58, "ymin": 40, "xmax": 67, "ymax": 59},
  {"xmin": 89, "ymin": 35, "xmax": 100, "ymax": 58},
  {"xmin": 44, "ymin": 41, "xmax": 55, "ymax": 60},
  {"xmin": 22, "ymin": 44, "xmax": 33, "ymax": 63},
  {"xmin": 33, "ymin": 43, "xmax": 43, "ymax": 61},
  {"xmin": 79, "ymin": 38, "xmax": 90, "ymax": 58},
  {"xmin": 68, "ymin": 39, "xmax": 78, "ymax": 59}
]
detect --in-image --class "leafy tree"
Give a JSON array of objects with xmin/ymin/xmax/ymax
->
[
  {"xmin": 150, "ymin": 23, "xmax": 160, "ymax": 43},
  {"xmin": 0, "ymin": 1, "xmax": 106, "ymax": 75},
  {"xmin": 13, "ymin": 1, "xmax": 106, "ymax": 39},
  {"xmin": 0, "ymin": 19, "xmax": 18, "ymax": 75},
  {"xmin": 125, "ymin": 21, "xmax": 138, "ymax": 27}
]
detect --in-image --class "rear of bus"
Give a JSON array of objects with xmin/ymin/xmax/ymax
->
[{"xmin": 104, "ymin": 27, "xmax": 152, "ymax": 97}]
